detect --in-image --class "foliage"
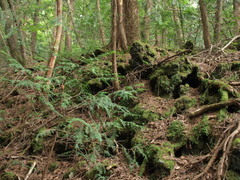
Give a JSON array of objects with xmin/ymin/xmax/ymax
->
[{"xmin": 167, "ymin": 120, "xmax": 186, "ymax": 142}]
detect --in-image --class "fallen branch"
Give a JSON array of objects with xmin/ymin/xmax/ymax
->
[
  {"xmin": 229, "ymin": 82, "xmax": 240, "ymax": 86},
  {"xmin": 189, "ymin": 98, "xmax": 240, "ymax": 118},
  {"xmin": 221, "ymin": 35, "xmax": 240, "ymax": 52},
  {"xmin": 24, "ymin": 161, "xmax": 37, "ymax": 180},
  {"xmin": 217, "ymin": 121, "xmax": 240, "ymax": 179}
]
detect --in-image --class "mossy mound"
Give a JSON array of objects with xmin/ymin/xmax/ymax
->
[
  {"xmin": 129, "ymin": 41, "xmax": 157, "ymax": 69},
  {"xmin": 150, "ymin": 57, "xmax": 198, "ymax": 98},
  {"xmin": 212, "ymin": 61, "xmax": 240, "ymax": 80},
  {"xmin": 174, "ymin": 95, "xmax": 197, "ymax": 113},
  {"xmin": 131, "ymin": 133, "xmax": 175, "ymax": 179},
  {"xmin": 229, "ymin": 138, "xmax": 240, "ymax": 172},
  {"xmin": 0, "ymin": 172, "xmax": 18, "ymax": 180}
]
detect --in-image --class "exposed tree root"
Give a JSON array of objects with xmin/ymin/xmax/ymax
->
[{"xmin": 188, "ymin": 98, "xmax": 240, "ymax": 118}]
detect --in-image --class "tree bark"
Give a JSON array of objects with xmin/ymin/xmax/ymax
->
[
  {"xmin": 199, "ymin": 0, "xmax": 211, "ymax": 49},
  {"xmin": 233, "ymin": 0, "xmax": 240, "ymax": 34},
  {"xmin": 214, "ymin": 0, "xmax": 223, "ymax": 43},
  {"xmin": 0, "ymin": 0, "xmax": 23, "ymax": 65},
  {"xmin": 31, "ymin": 0, "xmax": 40, "ymax": 59},
  {"xmin": 67, "ymin": 0, "xmax": 81, "ymax": 48},
  {"xmin": 172, "ymin": 4, "xmax": 183, "ymax": 46},
  {"xmin": 96, "ymin": 0, "xmax": 106, "ymax": 46},
  {"xmin": 123, "ymin": 0, "xmax": 140, "ymax": 46},
  {"xmin": 112, "ymin": 0, "xmax": 120, "ymax": 91},
  {"xmin": 46, "ymin": 0, "xmax": 63, "ymax": 79},
  {"xmin": 143, "ymin": 0, "xmax": 152, "ymax": 43},
  {"xmin": 65, "ymin": 0, "xmax": 72, "ymax": 52}
]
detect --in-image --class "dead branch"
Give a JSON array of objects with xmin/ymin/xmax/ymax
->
[
  {"xmin": 193, "ymin": 123, "xmax": 235, "ymax": 180},
  {"xmin": 229, "ymin": 82, "xmax": 240, "ymax": 86},
  {"xmin": 189, "ymin": 98, "xmax": 240, "ymax": 118},
  {"xmin": 221, "ymin": 35, "xmax": 240, "ymax": 52},
  {"xmin": 217, "ymin": 121, "xmax": 240, "ymax": 179},
  {"xmin": 24, "ymin": 161, "xmax": 37, "ymax": 180}
]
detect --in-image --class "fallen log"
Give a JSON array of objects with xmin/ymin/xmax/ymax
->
[{"xmin": 188, "ymin": 98, "xmax": 240, "ymax": 118}]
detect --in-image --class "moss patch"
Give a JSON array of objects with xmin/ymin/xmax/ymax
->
[
  {"xmin": 174, "ymin": 95, "xmax": 197, "ymax": 113},
  {"xmin": 0, "ymin": 171, "xmax": 18, "ymax": 180}
]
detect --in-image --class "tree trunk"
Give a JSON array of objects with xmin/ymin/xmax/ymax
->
[
  {"xmin": 123, "ymin": 0, "xmax": 140, "ymax": 46},
  {"xmin": 233, "ymin": 0, "xmax": 240, "ymax": 34},
  {"xmin": 172, "ymin": 4, "xmax": 184, "ymax": 46},
  {"xmin": 46, "ymin": 0, "xmax": 63, "ymax": 79},
  {"xmin": 143, "ymin": 0, "xmax": 152, "ymax": 43},
  {"xmin": 96, "ymin": 0, "xmax": 106, "ymax": 45},
  {"xmin": 0, "ymin": 0, "xmax": 23, "ymax": 65},
  {"xmin": 67, "ymin": 0, "xmax": 81, "ymax": 48},
  {"xmin": 155, "ymin": 30, "xmax": 161, "ymax": 46},
  {"xmin": 199, "ymin": 0, "xmax": 211, "ymax": 49},
  {"xmin": 214, "ymin": 0, "xmax": 223, "ymax": 43},
  {"xmin": 31, "ymin": 0, "xmax": 40, "ymax": 59},
  {"xmin": 65, "ymin": 0, "xmax": 72, "ymax": 52},
  {"xmin": 112, "ymin": 0, "xmax": 120, "ymax": 91}
]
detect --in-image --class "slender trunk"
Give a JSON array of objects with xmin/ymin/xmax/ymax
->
[
  {"xmin": 112, "ymin": 0, "xmax": 120, "ymax": 91},
  {"xmin": 155, "ymin": 29, "xmax": 161, "ymax": 46},
  {"xmin": 234, "ymin": 0, "xmax": 240, "ymax": 34},
  {"xmin": 117, "ymin": 0, "xmax": 128, "ymax": 50},
  {"xmin": 199, "ymin": 0, "xmax": 211, "ymax": 49},
  {"xmin": 0, "ymin": 0, "xmax": 23, "ymax": 64},
  {"xmin": 143, "ymin": 0, "xmax": 152, "ymax": 43},
  {"xmin": 31, "ymin": 0, "xmax": 40, "ymax": 59},
  {"xmin": 123, "ymin": 0, "xmax": 140, "ymax": 46},
  {"xmin": 8, "ymin": 0, "xmax": 30, "ymax": 66},
  {"xmin": 65, "ymin": 1, "xmax": 72, "ymax": 53},
  {"xmin": 214, "ymin": 0, "xmax": 223, "ymax": 43},
  {"xmin": 46, "ymin": 0, "xmax": 63, "ymax": 79},
  {"xmin": 96, "ymin": 0, "xmax": 106, "ymax": 45},
  {"xmin": 67, "ymin": 0, "xmax": 81, "ymax": 48},
  {"xmin": 172, "ymin": 5, "xmax": 183, "ymax": 46}
]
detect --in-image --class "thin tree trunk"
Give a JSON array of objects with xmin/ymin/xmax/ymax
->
[
  {"xmin": 67, "ymin": 0, "xmax": 81, "ymax": 48},
  {"xmin": 199, "ymin": 0, "xmax": 211, "ymax": 49},
  {"xmin": 7, "ymin": 0, "xmax": 30, "ymax": 66},
  {"xmin": 234, "ymin": 0, "xmax": 240, "ymax": 34},
  {"xmin": 46, "ymin": 0, "xmax": 63, "ymax": 79},
  {"xmin": 65, "ymin": 2, "xmax": 72, "ymax": 53},
  {"xmin": 96, "ymin": 0, "xmax": 106, "ymax": 45},
  {"xmin": 143, "ymin": 0, "xmax": 152, "ymax": 43},
  {"xmin": 117, "ymin": 0, "xmax": 128, "ymax": 51},
  {"xmin": 155, "ymin": 30, "xmax": 161, "ymax": 47},
  {"xmin": 214, "ymin": 0, "xmax": 223, "ymax": 43},
  {"xmin": 0, "ymin": 0, "xmax": 23, "ymax": 65},
  {"xmin": 112, "ymin": 0, "xmax": 120, "ymax": 91},
  {"xmin": 31, "ymin": 0, "xmax": 40, "ymax": 59},
  {"xmin": 172, "ymin": 5, "xmax": 183, "ymax": 46}
]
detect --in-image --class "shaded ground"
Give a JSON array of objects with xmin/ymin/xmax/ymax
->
[{"xmin": 0, "ymin": 50, "xmax": 239, "ymax": 180}]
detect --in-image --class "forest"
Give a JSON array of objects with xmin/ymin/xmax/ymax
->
[{"xmin": 0, "ymin": 0, "xmax": 240, "ymax": 179}]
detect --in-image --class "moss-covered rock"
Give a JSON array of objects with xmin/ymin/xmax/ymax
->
[
  {"xmin": 87, "ymin": 78, "xmax": 107, "ymax": 93},
  {"xmin": 212, "ymin": 61, "xmax": 240, "ymax": 80},
  {"xmin": 150, "ymin": 57, "xmax": 197, "ymax": 98},
  {"xmin": 167, "ymin": 120, "xmax": 186, "ymax": 143},
  {"xmin": 0, "ymin": 171, "xmax": 18, "ymax": 180},
  {"xmin": 131, "ymin": 134, "xmax": 175, "ymax": 179},
  {"xmin": 174, "ymin": 95, "xmax": 197, "ymax": 113},
  {"xmin": 129, "ymin": 41, "xmax": 157, "ymax": 69}
]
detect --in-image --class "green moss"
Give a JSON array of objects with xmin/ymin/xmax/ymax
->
[
  {"xmin": 174, "ymin": 95, "xmax": 197, "ymax": 113},
  {"xmin": 179, "ymin": 84, "xmax": 190, "ymax": 96},
  {"xmin": 129, "ymin": 41, "xmax": 157, "ymax": 69},
  {"xmin": 150, "ymin": 57, "xmax": 194, "ymax": 97},
  {"xmin": 84, "ymin": 161, "xmax": 111, "ymax": 180},
  {"xmin": 31, "ymin": 138, "xmax": 44, "ymax": 154},
  {"xmin": 233, "ymin": 138, "xmax": 240, "ymax": 148},
  {"xmin": 63, "ymin": 167, "xmax": 77, "ymax": 179},
  {"xmin": 226, "ymin": 170, "xmax": 240, "ymax": 180},
  {"xmin": 48, "ymin": 162, "xmax": 59, "ymax": 172},
  {"xmin": 167, "ymin": 121, "xmax": 186, "ymax": 142},
  {"xmin": 0, "ymin": 172, "xmax": 18, "ymax": 180},
  {"xmin": 190, "ymin": 116, "xmax": 211, "ymax": 145}
]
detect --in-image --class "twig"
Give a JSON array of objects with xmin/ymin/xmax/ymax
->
[
  {"xmin": 221, "ymin": 35, "xmax": 240, "ymax": 52},
  {"xmin": 229, "ymin": 82, "xmax": 240, "ymax": 86},
  {"xmin": 24, "ymin": 161, "xmax": 37, "ymax": 180}
]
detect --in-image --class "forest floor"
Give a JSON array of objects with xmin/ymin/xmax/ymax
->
[{"xmin": 0, "ymin": 49, "xmax": 239, "ymax": 180}]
